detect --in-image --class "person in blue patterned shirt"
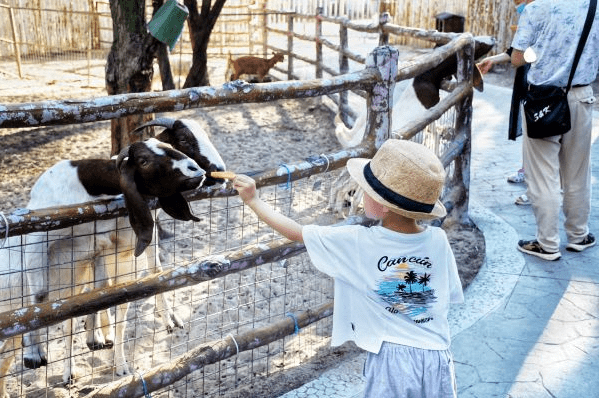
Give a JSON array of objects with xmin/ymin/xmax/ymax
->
[{"xmin": 511, "ymin": 0, "xmax": 599, "ymax": 260}]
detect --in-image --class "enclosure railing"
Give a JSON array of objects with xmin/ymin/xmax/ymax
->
[
  {"xmin": 0, "ymin": 32, "xmax": 477, "ymax": 395},
  {"xmin": 262, "ymin": 8, "xmax": 493, "ymax": 127}
]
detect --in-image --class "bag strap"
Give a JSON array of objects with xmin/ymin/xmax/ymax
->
[{"xmin": 567, "ymin": 0, "xmax": 597, "ymax": 91}]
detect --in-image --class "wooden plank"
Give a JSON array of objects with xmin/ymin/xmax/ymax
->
[
  {"xmin": 83, "ymin": 302, "xmax": 335, "ymax": 397},
  {"xmin": 0, "ymin": 70, "xmax": 378, "ymax": 129}
]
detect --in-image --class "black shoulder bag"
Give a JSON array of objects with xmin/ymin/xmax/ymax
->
[{"xmin": 523, "ymin": 0, "xmax": 597, "ymax": 139}]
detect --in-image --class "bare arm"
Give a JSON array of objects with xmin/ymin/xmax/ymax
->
[
  {"xmin": 511, "ymin": 49, "xmax": 527, "ymax": 67},
  {"xmin": 477, "ymin": 52, "xmax": 511, "ymax": 74},
  {"xmin": 233, "ymin": 174, "xmax": 304, "ymax": 242}
]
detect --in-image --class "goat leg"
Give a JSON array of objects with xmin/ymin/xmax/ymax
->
[
  {"xmin": 147, "ymin": 242, "xmax": 184, "ymax": 332},
  {"xmin": 113, "ymin": 302, "xmax": 131, "ymax": 376},
  {"xmin": 22, "ymin": 235, "xmax": 49, "ymax": 369},
  {"xmin": 84, "ymin": 264, "xmax": 114, "ymax": 351}
]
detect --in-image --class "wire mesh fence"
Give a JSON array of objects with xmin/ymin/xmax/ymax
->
[{"xmin": 0, "ymin": 170, "xmax": 345, "ymax": 396}]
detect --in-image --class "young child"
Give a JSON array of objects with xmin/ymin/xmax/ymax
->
[{"xmin": 233, "ymin": 139, "xmax": 464, "ymax": 397}]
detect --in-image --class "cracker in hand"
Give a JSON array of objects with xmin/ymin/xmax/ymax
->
[{"xmin": 209, "ymin": 171, "xmax": 236, "ymax": 180}]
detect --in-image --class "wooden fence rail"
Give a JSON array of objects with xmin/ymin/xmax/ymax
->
[
  {"xmin": 84, "ymin": 301, "xmax": 336, "ymax": 397},
  {"xmin": 0, "ymin": 71, "xmax": 376, "ymax": 129},
  {"xmin": 261, "ymin": 9, "xmax": 492, "ymax": 127}
]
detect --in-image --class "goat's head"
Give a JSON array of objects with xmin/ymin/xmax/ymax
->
[
  {"xmin": 131, "ymin": 118, "xmax": 227, "ymax": 186},
  {"xmin": 272, "ymin": 52, "xmax": 285, "ymax": 63},
  {"xmin": 413, "ymin": 37, "xmax": 494, "ymax": 109},
  {"xmin": 116, "ymin": 138, "xmax": 205, "ymax": 256}
]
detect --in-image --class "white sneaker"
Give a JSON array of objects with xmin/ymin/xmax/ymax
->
[
  {"xmin": 566, "ymin": 233, "xmax": 596, "ymax": 252},
  {"xmin": 515, "ymin": 194, "xmax": 530, "ymax": 206},
  {"xmin": 508, "ymin": 168, "xmax": 525, "ymax": 183}
]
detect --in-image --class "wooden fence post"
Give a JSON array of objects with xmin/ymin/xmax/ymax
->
[
  {"xmin": 364, "ymin": 45, "xmax": 398, "ymax": 149},
  {"xmin": 378, "ymin": 12, "xmax": 390, "ymax": 46},
  {"xmin": 262, "ymin": 0, "xmax": 268, "ymax": 57},
  {"xmin": 315, "ymin": 7, "xmax": 323, "ymax": 79},
  {"xmin": 445, "ymin": 37, "xmax": 474, "ymax": 226},
  {"xmin": 7, "ymin": 5, "xmax": 23, "ymax": 78},
  {"xmin": 287, "ymin": 13, "xmax": 294, "ymax": 80},
  {"xmin": 338, "ymin": 16, "xmax": 350, "ymax": 127}
]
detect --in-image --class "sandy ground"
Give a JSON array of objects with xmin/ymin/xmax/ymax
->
[{"xmin": 0, "ymin": 58, "xmax": 485, "ymax": 396}]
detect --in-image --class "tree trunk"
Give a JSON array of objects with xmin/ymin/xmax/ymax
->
[
  {"xmin": 156, "ymin": 45, "xmax": 176, "ymax": 90},
  {"xmin": 106, "ymin": 0, "xmax": 159, "ymax": 156},
  {"xmin": 152, "ymin": 0, "xmax": 176, "ymax": 90},
  {"xmin": 183, "ymin": 0, "xmax": 227, "ymax": 88}
]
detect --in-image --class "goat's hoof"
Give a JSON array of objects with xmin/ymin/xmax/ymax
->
[
  {"xmin": 171, "ymin": 313, "xmax": 184, "ymax": 329},
  {"xmin": 63, "ymin": 370, "xmax": 81, "ymax": 385},
  {"xmin": 165, "ymin": 318, "xmax": 184, "ymax": 334},
  {"xmin": 87, "ymin": 341, "xmax": 113, "ymax": 351},
  {"xmin": 23, "ymin": 356, "xmax": 47, "ymax": 369},
  {"xmin": 115, "ymin": 363, "xmax": 131, "ymax": 377},
  {"xmin": 166, "ymin": 322, "xmax": 184, "ymax": 334}
]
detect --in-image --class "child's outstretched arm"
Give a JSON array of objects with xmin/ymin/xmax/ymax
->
[{"xmin": 233, "ymin": 174, "xmax": 304, "ymax": 242}]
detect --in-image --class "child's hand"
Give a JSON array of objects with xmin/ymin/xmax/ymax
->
[
  {"xmin": 233, "ymin": 174, "xmax": 304, "ymax": 242},
  {"xmin": 476, "ymin": 59, "xmax": 493, "ymax": 75},
  {"xmin": 233, "ymin": 174, "xmax": 257, "ymax": 204}
]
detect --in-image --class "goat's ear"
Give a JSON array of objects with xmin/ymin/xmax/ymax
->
[
  {"xmin": 412, "ymin": 73, "xmax": 440, "ymax": 109},
  {"xmin": 159, "ymin": 194, "xmax": 200, "ymax": 222},
  {"xmin": 117, "ymin": 154, "xmax": 154, "ymax": 257}
]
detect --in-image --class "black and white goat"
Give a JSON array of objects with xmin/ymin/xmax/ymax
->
[
  {"xmin": 334, "ymin": 40, "xmax": 492, "ymax": 148},
  {"xmin": 0, "ymin": 131, "xmax": 224, "ymax": 392}
]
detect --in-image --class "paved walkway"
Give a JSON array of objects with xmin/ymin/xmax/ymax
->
[{"xmin": 280, "ymin": 83, "xmax": 599, "ymax": 398}]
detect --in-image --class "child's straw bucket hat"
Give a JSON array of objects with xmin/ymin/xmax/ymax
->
[{"xmin": 346, "ymin": 139, "xmax": 447, "ymax": 220}]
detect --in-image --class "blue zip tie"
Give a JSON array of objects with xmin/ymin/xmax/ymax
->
[
  {"xmin": 285, "ymin": 312, "xmax": 300, "ymax": 335},
  {"xmin": 137, "ymin": 371, "xmax": 152, "ymax": 397},
  {"xmin": 279, "ymin": 164, "xmax": 292, "ymax": 190}
]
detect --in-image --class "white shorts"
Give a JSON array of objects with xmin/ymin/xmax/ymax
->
[{"xmin": 362, "ymin": 342, "xmax": 457, "ymax": 398}]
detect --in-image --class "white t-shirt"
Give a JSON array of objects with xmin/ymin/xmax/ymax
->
[{"xmin": 302, "ymin": 224, "xmax": 464, "ymax": 354}]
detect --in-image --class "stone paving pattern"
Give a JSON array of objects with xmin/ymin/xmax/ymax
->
[{"xmin": 281, "ymin": 82, "xmax": 599, "ymax": 398}]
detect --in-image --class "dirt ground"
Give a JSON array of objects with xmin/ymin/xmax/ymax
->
[{"xmin": 0, "ymin": 60, "xmax": 488, "ymax": 396}]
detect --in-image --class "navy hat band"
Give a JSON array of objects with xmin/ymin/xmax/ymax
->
[{"xmin": 363, "ymin": 162, "xmax": 435, "ymax": 213}]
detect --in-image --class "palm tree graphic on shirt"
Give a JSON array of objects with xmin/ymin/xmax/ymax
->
[
  {"xmin": 373, "ymin": 262, "xmax": 437, "ymax": 320},
  {"xmin": 404, "ymin": 271, "xmax": 418, "ymax": 293},
  {"xmin": 418, "ymin": 273, "xmax": 431, "ymax": 292}
]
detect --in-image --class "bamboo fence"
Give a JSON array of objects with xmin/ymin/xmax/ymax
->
[{"xmin": 0, "ymin": 0, "xmax": 514, "ymax": 81}]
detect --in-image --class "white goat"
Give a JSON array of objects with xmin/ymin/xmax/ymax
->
[{"xmin": 0, "ymin": 135, "xmax": 221, "ymax": 393}]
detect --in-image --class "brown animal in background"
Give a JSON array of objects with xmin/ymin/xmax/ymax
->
[{"xmin": 227, "ymin": 52, "xmax": 285, "ymax": 82}]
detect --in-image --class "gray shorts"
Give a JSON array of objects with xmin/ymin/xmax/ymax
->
[{"xmin": 362, "ymin": 342, "xmax": 457, "ymax": 398}]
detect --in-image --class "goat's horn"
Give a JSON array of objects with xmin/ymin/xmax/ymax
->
[
  {"xmin": 129, "ymin": 118, "xmax": 177, "ymax": 135},
  {"xmin": 115, "ymin": 146, "xmax": 130, "ymax": 171}
]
